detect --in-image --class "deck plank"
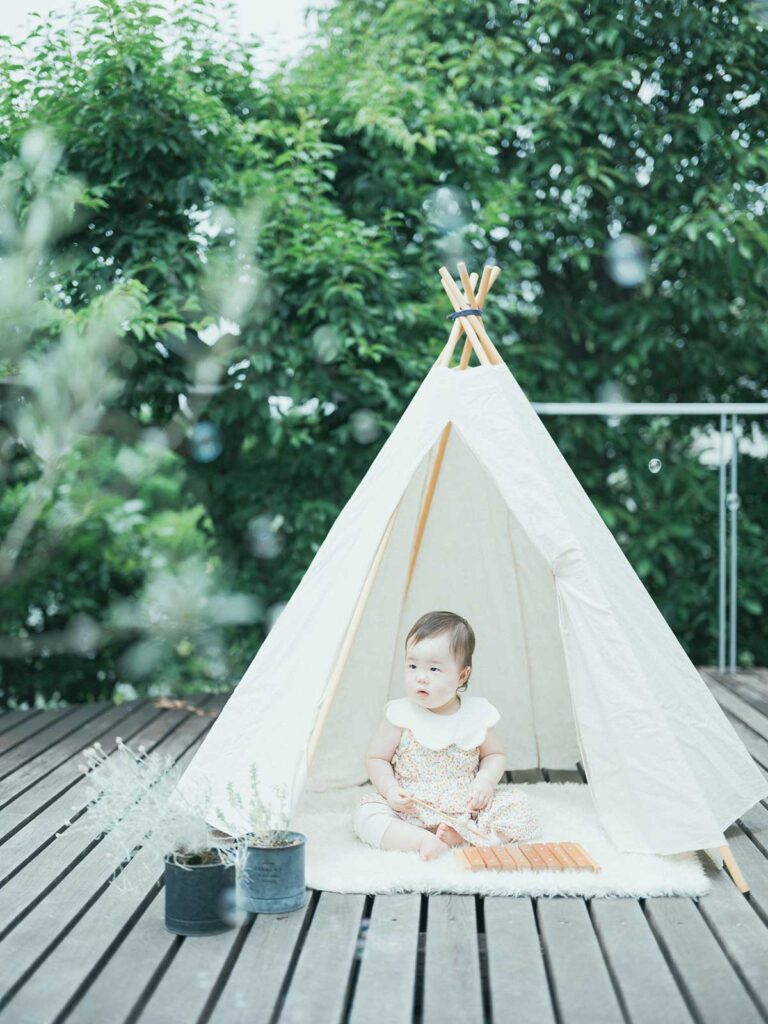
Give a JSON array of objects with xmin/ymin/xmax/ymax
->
[
  {"xmin": 0, "ymin": 701, "xmax": 162, "ymax": 850},
  {"xmin": 643, "ymin": 896, "xmax": 764, "ymax": 1024},
  {"xmin": 546, "ymin": 769, "xmax": 584, "ymax": 783},
  {"xmin": 0, "ymin": 705, "xmax": 208, "ymax": 936},
  {"xmin": 589, "ymin": 899, "xmax": 694, "ymax": 1024},
  {"xmin": 696, "ymin": 837, "xmax": 768, "ymax": 1018},
  {"xmin": 0, "ymin": 669, "xmax": 767, "ymax": 1022},
  {"xmin": 698, "ymin": 677, "xmax": 768, "ymax": 778},
  {"xmin": 422, "ymin": 895, "xmax": 484, "ymax": 1023},
  {"xmin": 0, "ymin": 704, "xmax": 109, "ymax": 780},
  {"xmin": 701, "ymin": 670, "xmax": 768, "ymax": 745},
  {"xmin": 0, "ymin": 710, "xmax": 43, "ymax": 739},
  {"xmin": 278, "ymin": 891, "xmax": 366, "ymax": 1024},
  {"xmin": 510, "ymin": 768, "xmax": 547, "ymax": 784},
  {"xmin": 348, "ymin": 894, "xmax": 420, "ymax": 1024},
  {"xmin": 0, "ymin": 700, "xmax": 154, "ymax": 813},
  {"xmin": 0, "ymin": 704, "xmax": 220, "ymax": 1023},
  {"xmin": 207, "ymin": 901, "xmax": 314, "ymax": 1024},
  {"xmin": 0, "ymin": 705, "xmax": 78, "ymax": 757},
  {"xmin": 64, "ymin": 887, "xmax": 179, "ymax": 1024},
  {"xmin": 484, "ymin": 898, "xmax": 557, "ymax": 1024},
  {"xmin": 726, "ymin": 824, "xmax": 768, "ymax": 924},
  {"xmin": 134, "ymin": 920, "xmax": 244, "ymax": 1024},
  {"xmin": 739, "ymin": 800, "xmax": 768, "ymax": 855},
  {"xmin": 537, "ymin": 898, "xmax": 625, "ymax": 1023},
  {"xmin": 703, "ymin": 668, "xmax": 768, "ymax": 720}
]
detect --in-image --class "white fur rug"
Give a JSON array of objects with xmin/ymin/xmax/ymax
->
[{"xmin": 293, "ymin": 782, "xmax": 711, "ymax": 898}]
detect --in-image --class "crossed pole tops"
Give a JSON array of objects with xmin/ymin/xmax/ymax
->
[{"xmin": 437, "ymin": 262, "xmax": 504, "ymax": 369}]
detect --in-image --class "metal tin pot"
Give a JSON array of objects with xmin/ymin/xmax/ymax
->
[
  {"xmin": 238, "ymin": 831, "xmax": 307, "ymax": 914},
  {"xmin": 164, "ymin": 852, "xmax": 236, "ymax": 936}
]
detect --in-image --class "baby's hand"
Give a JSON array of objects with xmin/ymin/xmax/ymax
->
[
  {"xmin": 386, "ymin": 785, "xmax": 417, "ymax": 814},
  {"xmin": 467, "ymin": 775, "xmax": 494, "ymax": 814}
]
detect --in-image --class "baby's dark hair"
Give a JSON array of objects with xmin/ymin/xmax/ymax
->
[{"xmin": 405, "ymin": 611, "xmax": 475, "ymax": 693}]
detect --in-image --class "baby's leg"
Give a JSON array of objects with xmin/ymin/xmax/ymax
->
[{"xmin": 381, "ymin": 819, "xmax": 450, "ymax": 861}]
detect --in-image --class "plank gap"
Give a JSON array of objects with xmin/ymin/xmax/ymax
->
[
  {"xmin": 412, "ymin": 895, "xmax": 428, "ymax": 1024},
  {"xmin": 475, "ymin": 897, "xmax": 493, "ymax": 1024},
  {"xmin": 0, "ymin": 705, "xmax": 112, "ymax": 783},
  {"xmin": 123, "ymin": 931, "xmax": 185, "ymax": 1024},
  {"xmin": 197, "ymin": 915, "xmax": 256, "ymax": 1024},
  {"xmin": 583, "ymin": 895, "xmax": 633, "ymax": 1024},
  {"xmin": 0, "ymin": 709, "xmax": 43, "ymax": 738},
  {"xmin": 0, "ymin": 832, "xmax": 103, "ymax": 934},
  {"xmin": 639, "ymin": 898, "xmax": 707, "ymax": 1024},
  {"xmin": 693, "ymin": 888, "xmax": 768, "ymax": 1022},
  {"xmin": 340, "ymin": 894, "xmax": 374, "ymax": 1024},
  {"xmin": 266, "ymin": 888, "xmax": 322, "ymax": 1024},
  {"xmin": 51, "ymin": 877, "xmax": 164, "ymax": 1024},
  {"xmin": 0, "ymin": 846, "xmax": 143, "ymax": 1014},
  {"xmin": 531, "ymin": 897, "xmax": 563, "ymax": 1024}
]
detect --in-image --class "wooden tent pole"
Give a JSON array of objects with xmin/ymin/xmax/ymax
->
[
  {"xmin": 305, "ymin": 497, "xmax": 402, "ymax": 769},
  {"xmin": 407, "ymin": 264, "xmax": 503, "ymax": 595},
  {"xmin": 460, "ymin": 268, "xmax": 501, "ymax": 368},
  {"xmin": 441, "ymin": 265, "xmax": 501, "ymax": 368},
  {"xmin": 404, "ymin": 422, "xmax": 451, "ymax": 598},
  {"xmin": 439, "ymin": 271, "xmax": 490, "ymax": 366},
  {"xmin": 457, "ymin": 262, "xmax": 504, "ymax": 365},
  {"xmin": 458, "ymin": 265, "xmax": 494, "ymax": 367},
  {"xmin": 434, "ymin": 271, "xmax": 479, "ymax": 369},
  {"xmin": 720, "ymin": 843, "xmax": 750, "ymax": 893}
]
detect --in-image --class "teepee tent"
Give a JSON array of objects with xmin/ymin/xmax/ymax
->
[{"xmin": 175, "ymin": 263, "xmax": 766, "ymax": 883}]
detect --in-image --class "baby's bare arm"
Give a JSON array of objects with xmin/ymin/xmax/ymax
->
[
  {"xmin": 364, "ymin": 719, "xmax": 403, "ymax": 798},
  {"xmin": 477, "ymin": 726, "xmax": 506, "ymax": 785}
]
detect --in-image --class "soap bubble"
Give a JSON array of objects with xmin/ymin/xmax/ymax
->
[
  {"xmin": 648, "ymin": 458, "xmax": 662, "ymax": 474},
  {"xmin": 68, "ymin": 614, "xmax": 102, "ymax": 656},
  {"xmin": 606, "ymin": 234, "xmax": 648, "ymax": 287},
  {"xmin": 596, "ymin": 380, "xmax": 629, "ymax": 428},
  {"xmin": 423, "ymin": 185, "xmax": 471, "ymax": 232},
  {"xmin": 350, "ymin": 409, "xmax": 381, "ymax": 444},
  {"xmin": 189, "ymin": 421, "xmax": 222, "ymax": 462},
  {"xmin": 218, "ymin": 885, "xmax": 249, "ymax": 927},
  {"xmin": 312, "ymin": 326, "xmax": 341, "ymax": 363},
  {"xmin": 246, "ymin": 514, "xmax": 284, "ymax": 559}
]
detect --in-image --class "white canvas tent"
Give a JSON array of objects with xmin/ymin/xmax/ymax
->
[{"xmin": 175, "ymin": 264, "xmax": 766, "ymax": 885}]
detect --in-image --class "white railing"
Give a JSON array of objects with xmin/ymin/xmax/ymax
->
[{"xmin": 530, "ymin": 402, "xmax": 768, "ymax": 673}]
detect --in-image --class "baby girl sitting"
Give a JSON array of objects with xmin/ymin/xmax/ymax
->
[{"xmin": 353, "ymin": 610, "xmax": 540, "ymax": 861}]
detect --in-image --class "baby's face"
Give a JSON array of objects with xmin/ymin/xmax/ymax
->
[{"xmin": 405, "ymin": 632, "xmax": 469, "ymax": 711}]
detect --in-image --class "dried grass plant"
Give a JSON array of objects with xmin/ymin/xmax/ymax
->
[
  {"xmin": 213, "ymin": 764, "xmax": 298, "ymax": 849},
  {"xmin": 62, "ymin": 737, "xmax": 237, "ymax": 891}
]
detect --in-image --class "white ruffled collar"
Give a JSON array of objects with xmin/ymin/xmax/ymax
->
[{"xmin": 385, "ymin": 695, "xmax": 500, "ymax": 750}]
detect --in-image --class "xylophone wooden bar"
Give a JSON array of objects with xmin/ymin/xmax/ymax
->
[{"xmin": 454, "ymin": 841, "xmax": 600, "ymax": 872}]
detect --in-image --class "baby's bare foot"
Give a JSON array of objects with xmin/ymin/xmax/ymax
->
[
  {"xmin": 436, "ymin": 823, "xmax": 464, "ymax": 847},
  {"xmin": 419, "ymin": 832, "xmax": 450, "ymax": 861}
]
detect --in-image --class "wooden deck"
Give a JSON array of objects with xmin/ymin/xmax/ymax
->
[{"xmin": 0, "ymin": 667, "xmax": 767, "ymax": 1023}]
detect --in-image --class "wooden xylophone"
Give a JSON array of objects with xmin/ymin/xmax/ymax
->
[{"xmin": 454, "ymin": 841, "xmax": 600, "ymax": 872}]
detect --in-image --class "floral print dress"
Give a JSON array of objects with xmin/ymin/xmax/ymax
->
[{"xmin": 357, "ymin": 694, "xmax": 540, "ymax": 846}]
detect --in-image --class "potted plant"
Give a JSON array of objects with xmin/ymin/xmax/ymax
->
[
  {"xmin": 214, "ymin": 766, "xmax": 307, "ymax": 915},
  {"xmin": 66, "ymin": 738, "xmax": 240, "ymax": 936}
]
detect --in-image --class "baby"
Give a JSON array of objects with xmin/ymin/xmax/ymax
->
[{"xmin": 353, "ymin": 610, "xmax": 540, "ymax": 861}]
